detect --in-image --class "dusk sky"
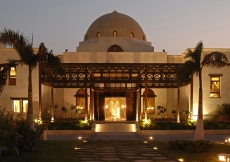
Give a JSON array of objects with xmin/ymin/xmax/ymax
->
[{"xmin": 0, "ymin": 0, "xmax": 229, "ymax": 55}]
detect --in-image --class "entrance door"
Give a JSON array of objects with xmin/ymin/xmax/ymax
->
[
  {"xmin": 104, "ymin": 97, "xmax": 126, "ymax": 121},
  {"xmin": 94, "ymin": 92, "xmax": 136, "ymax": 121}
]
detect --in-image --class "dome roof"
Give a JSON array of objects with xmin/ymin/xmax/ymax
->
[{"xmin": 84, "ymin": 10, "xmax": 146, "ymax": 41}]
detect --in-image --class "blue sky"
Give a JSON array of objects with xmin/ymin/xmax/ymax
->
[{"xmin": 0, "ymin": 0, "xmax": 229, "ymax": 55}]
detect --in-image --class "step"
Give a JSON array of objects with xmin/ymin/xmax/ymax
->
[{"xmin": 95, "ymin": 123, "xmax": 136, "ymax": 132}]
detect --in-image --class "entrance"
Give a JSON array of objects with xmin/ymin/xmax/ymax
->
[
  {"xmin": 94, "ymin": 92, "xmax": 136, "ymax": 121},
  {"xmin": 104, "ymin": 97, "xmax": 126, "ymax": 121}
]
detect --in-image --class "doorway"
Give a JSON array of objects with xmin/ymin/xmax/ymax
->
[{"xmin": 104, "ymin": 97, "xmax": 126, "ymax": 121}]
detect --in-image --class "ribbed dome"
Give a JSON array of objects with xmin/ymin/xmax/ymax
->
[{"xmin": 84, "ymin": 10, "xmax": 146, "ymax": 41}]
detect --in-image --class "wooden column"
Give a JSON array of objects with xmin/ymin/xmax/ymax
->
[
  {"xmin": 85, "ymin": 87, "xmax": 88, "ymax": 120},
  {"xmin": 177, "ymin": 87, "xmax": 180, "ymax": 123},
  {"xmin": 51, "ymin": 87, "xmax": 54, "ymax": 122},
  {"xmin": 90, "ymin": 88, "xmax": 94, "ymax": 120}
]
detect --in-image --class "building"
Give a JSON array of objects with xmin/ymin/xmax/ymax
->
[{"xmin": 1, "ymin": 11, "xmax": 230, "ymax": 122}]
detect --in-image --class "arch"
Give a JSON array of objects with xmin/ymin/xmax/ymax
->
[
  {"xmin": 131, "ymin": 32, "xmax": 134, "ymax": 38},
  {"xmin": 143, "ymin": 89, "xmax": 156, "ymax": 114},
  {"xmin": 75, "ymin": 88, "xmax": 87, "ymax": 113},
  {"xmin": 113, "ymin": 31, "xmax": 117, "ymax": 37},
  {"xmin": 143, "ymin": 35, "xmax": 146, "ymax": 41},
  {"xmin": 107, "ymin": 45, "xmax": 123, "ymax": 52},
  {"xmin": 97, "ymin": 32, "xmax": 100, "ymax": 37},
  {"xmin": 84, "ymin": 34, "xmax": 88, "ymax": 40}
]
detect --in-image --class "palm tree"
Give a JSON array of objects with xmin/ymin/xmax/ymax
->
[
  {"xmin": 0, "ymin": 28, "xmax": 62, "ymax": 128},
  {"xmin": 177, "ymin": 41, "xmax": 228, "ymax": 140}
]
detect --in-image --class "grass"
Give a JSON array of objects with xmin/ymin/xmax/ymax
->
[{"xmin": 2, "ymin": 140, "xmax": 230, "ymax": 162}]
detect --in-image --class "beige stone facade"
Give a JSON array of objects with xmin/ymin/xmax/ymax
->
[{"xmin": 0, "ymin": 11, "xmax": 230, "ymax": 121}]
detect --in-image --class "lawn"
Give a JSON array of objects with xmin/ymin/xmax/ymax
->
[{"xmin": 2, "ymin": 140, "xmax": 230, "ymax": 162}]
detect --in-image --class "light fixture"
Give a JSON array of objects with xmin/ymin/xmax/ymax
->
[
  {"xmin": 143, "ymin": 141, "xmax": 148, "ymax": 144},
  {"xmin": 178, "ymin": 158, "xmax": 184, "ymax": 162},
  {"xmin": 153, "ymin": 147, "xmax": 157, "ymax": 150},
  {"xmin": 149, "ymin": 136, "xmax": 153, "ymax": 140},
  {"xmin": 78, "ymin": 136, "xmax": 82, "ymax": 140},
  {"xmin": 74, "ymin": 147, "xmax": 81, "ymax": 150},
  {"xmin": 218, "ymin": 154, "xmax": 230, "ymax": 161}
]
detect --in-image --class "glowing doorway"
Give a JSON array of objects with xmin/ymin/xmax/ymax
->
[{"xmin": 104, "ymin": 97, "xmax": 126, "ymax": 121}]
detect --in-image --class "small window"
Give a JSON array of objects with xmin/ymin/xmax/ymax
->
[
  {"xmin": 143, "ymin": 35, "xmax": 146, "ymax": 41},
  {"xmin": 97, "ymin": 32, "xmax": 100, "ymax": 37},
  {"xmin": 131, "ymin": 32, "xmax": 134, "ymax": 38},
  {"xmin": 9, "ymin": 67, "xmax": 16, "ymax": 85},
  {"xmin": 210, "ymin": 76, "xmax": 220, "ymax": 98},
  {"xmin": 113, "ymin": 31, "xmax": 117, "ymax": 37},
  {"xmin": 12, "ymin": 99, "xmax": 28, "ymax": 113},
  {"xmin": 84, "ymin": 34, "xmax": 88, "ymax": 40}
]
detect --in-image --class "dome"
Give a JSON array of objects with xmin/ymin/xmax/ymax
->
[{"xmin": 84, "ymin": 10, "xmax": 146, "ymax": 41}]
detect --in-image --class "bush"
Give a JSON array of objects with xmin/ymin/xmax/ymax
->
[
  {"xmin": 166, "ymin": 139, "xmax": 212, "ymax": 153},
  {"xmin": 47, "ymin": 120, "xmax": 92, "ymax": 130}
]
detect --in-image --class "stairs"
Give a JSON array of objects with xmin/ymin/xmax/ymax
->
[{"xmin": 94, "ymin": 122, "xmax": 137, "ymax": 132}]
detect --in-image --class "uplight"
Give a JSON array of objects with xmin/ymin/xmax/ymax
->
[
  {"xmin": 78, "ymin": 136, "xmax": 82, "ymax": 140},
  {"xmin": 74, "ymin": 147, "xmax": 81, "ymax": 150},
  {"xmin": 178, "ymin": 158, "xmax": 184, "ymax": 162},
  {"xmin": 143, "ymin": 141, "xmax": 148, "ymax": 144},
  {"xmin": 149, "ymin": 136, "xmax": 153, "ymax": 140},
  {"xmin": 153, "ymin": 147, "xmax": 157, "ymax": 150},
  {"xmin": 83, "ymin": 140, "xmax": 88, "ymax": 143}
]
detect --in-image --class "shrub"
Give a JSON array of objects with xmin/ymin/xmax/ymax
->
[
  {"xmin": 190, "ymin": 140, "xmax": 213, "ymax": 153},
  {"xmin": 166, "ymin": 139, "xmax": 212, "ymax": 153}
]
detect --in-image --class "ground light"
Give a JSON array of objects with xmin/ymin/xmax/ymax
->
[
  {"xmin": 149, "ymin": 136, "xmax": 153, "ymax": 140},
  {"xmin": 78, "ymin": 136, "xmax": 82, "ymax": 140},
  {"xmin": 74, "ymin": 147, "xmax": 81, "ymax": 150},
  {"xmin": 177, "ymin": 158, "xmax": 184, "ymax": 162},
  {"xmin": 153, "ymin": 147, "xmax": 157, "ymax": 150},
  {"xmin": 218, "ymin": 154, "xmax": 230, "ymax": 161},
  {"xmin": 143, "ymin": 141, "xmax": 148, "ymax": 144}
]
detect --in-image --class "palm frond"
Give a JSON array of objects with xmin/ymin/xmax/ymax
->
[
  {"xmin": 177, "ymin": 60, "xmax": 196, "ymax": 86},
  {"xmin": 202, "ymin": 51, "xmax": 228, "ymax": 68}
]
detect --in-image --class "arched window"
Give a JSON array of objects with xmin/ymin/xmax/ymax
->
[
  {"xmin": 113, "ymin": 31, "xmax": 117, "ymax": 37},
  {"xmin": 131, "ymin": 32, "xmax": 134, "ymax": 38},
  {"xmin": 107, "ymin": 45, "xmax": 123, "ymax": 52},
  {"xmin": 97, "ymin": 32, "xmax": 100, "ymax": 37},
  {"xmin": 9, "ymin": 66, "xmax": 16, "ymax": 85},
  {"xmin": 143, "ymin": 89, "xmax": 156, "ymax": 114},
  {"xmin": 74, "ymin": 89, "xmax": 87, "ymax": 114},
  {"xmin": 84, "ymin": 34, "xmax": 88, "ymax": 40},
  {"xmin": 143, "ymin": 35, "xmax": 146, "ymax": 41}
]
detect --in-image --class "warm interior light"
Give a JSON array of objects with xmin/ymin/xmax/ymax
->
[{"xmin": 218, "ymin": 155, "xmax": 226, "ymax": 161}]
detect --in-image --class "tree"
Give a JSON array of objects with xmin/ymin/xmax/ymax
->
[
  {"xmin": 0, "ymin": 28, "xmax": 62, "ymax": 128},
  {"xmin": 177, "ymin": 41, "xmax": 228, "ymax": 140}
]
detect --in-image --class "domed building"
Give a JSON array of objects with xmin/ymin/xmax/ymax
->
[
  {"xmin": 77, "ymin": 10, "xmax": 153, "ymax": 52},
  {"xmin": 1, "ymin": 11, "xmax": 230, "ymax": 124}
]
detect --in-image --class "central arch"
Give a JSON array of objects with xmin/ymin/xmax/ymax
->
[{"xmin": 107, "ymin": 45, "xmax": 123, "ymax": 52}]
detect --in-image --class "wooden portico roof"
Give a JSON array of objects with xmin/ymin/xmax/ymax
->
[{"xmin": 39, "ymin": 63, "xmax": 184, "ymax": 89}]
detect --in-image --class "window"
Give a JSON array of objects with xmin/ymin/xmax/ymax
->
[
  {"xmin": 143, "ymin": 35, "xmax": 146, "ymax": 41},
  {"xmin": 12, "ymin": 98, "xmax": 28, "ymax": 113},
  {"xmin": 9, "ymin": 66, "xmax": 16, "ymax": 85},
  {"xmin": 210, "ymin": 76, "xmax": 220, "ymax": 98},
  {"xmin": 131, "ymin": 32, "xmax": 134, "ymax": 38},
  {"xmin": 107, "ymin": 45, "xmax": 123, "ymax": 52},
  {"xmin": 113, "ymin": 31, "xmax": 117, "ymax": 37},
  {"xmin": 84, "ymin": 34, "xmax": 88, "ymax": 40},
  {"xmin": 97, "ymin": 32, "xmax": 101, "ymax": 38}
]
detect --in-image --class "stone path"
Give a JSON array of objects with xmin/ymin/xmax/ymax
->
[{"xmin": 74, "ymin": 140, "xmax": 178, "ymax": 162}]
